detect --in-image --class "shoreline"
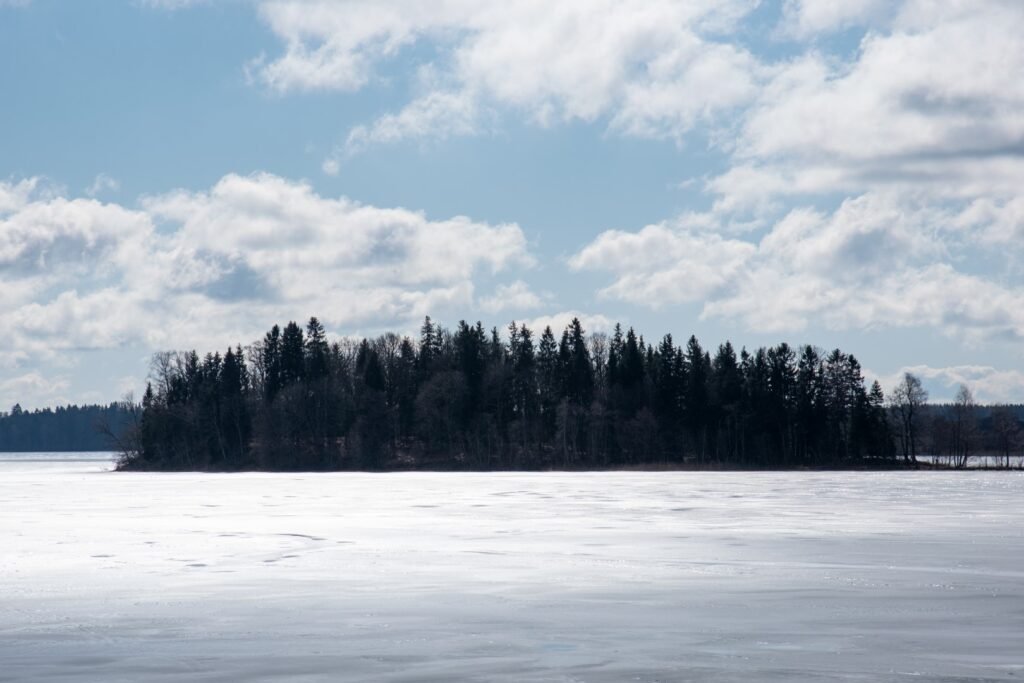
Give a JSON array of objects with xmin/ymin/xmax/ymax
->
[{"xmin": 114, "ymin": 460, "xmax": 1022, "ymax": 474}]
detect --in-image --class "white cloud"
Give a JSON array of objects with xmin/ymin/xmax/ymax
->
[
  {"xmin": 705, "ymin": 262, "xmax": 1024, "ymax": 340},
  {"xmin": 871, "ymin": 365, "xmax": 1024, "ymax": 404},
  {"xmin": 116, "ymin": 375, "xmax": 141, "ymax": 399},
  {"xmin": 478, "ymin": 280, "xmax": 547, "ymax": 314},
  {"xmin": 0, "ymin": 192, "xmax": 152, "ymax": 282},
  {"xmin": 86, "ymin": 173, "xmax": 120, "ymax": 197},
  {"xmin": 243, "ymin": 0, "xmax": 1024, "ymax": 202},
  {"xmin": 254, "ymin": 0, "xmax": 763, "ymax": 151},
  {"xmin": 954, "ymin": 197, "xmax": 1024, "ymax": 245},
  {"xmin": 0, "ymin": 173, "xmax": 535, "ymax": 365},
  {"xmin": 524, "ymin": 311, "xmax": 615, "ymax": 337},
  {"xmin": 340, "ymin": 90, "xmax": 483, "ymax": 159},
  {"xmin": 0, "ymin": 372, "xmax": 70, "ymax": 412},
  {"xmin": 321, "ymin": 157, "xmax": 340, "ymax": 176},
  {"xmin": 248, "ymin": 0, "xmax": 1024, "ymax": 232},
  {"xmin": 255, "ymin": 0, "xmax": 419, "ymax": 93},
  {"xmin": 0, "ymin": 178, "xmax": 39, "ymax": 213},
  {"xmin": 718, "ymin": 1, "xmax": 1024, "ymax": 210},
  {"xmin": 609, "ymin": 39, "xmax": 757, "ymax": 141},
  {"xmin": 781, "ymin": 0, "xmax": 890, "ymax": 37},
  {"xmin": 143, "ymin": 173, "xmax": 532, "ymax": 295},
  {"xmin": 569, "ymin": 222, "xmax": 755, "ymax": 307},
  {"xmin": 561, "ymin": 1, "xmax": 1024, "ymax": 352},
  {"xmin": 574, "ymin": 192, "xmax": 1024, "ymax": 340}
]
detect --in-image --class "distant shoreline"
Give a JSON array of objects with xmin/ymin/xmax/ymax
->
[{"xmin": 113, "ymin": 459, "xmax": 1021, "ymax": 474}]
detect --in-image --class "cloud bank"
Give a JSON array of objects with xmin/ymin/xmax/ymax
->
[{"xmin": 0, "ymin": 173, "xmax": 535, "ymax": 382}]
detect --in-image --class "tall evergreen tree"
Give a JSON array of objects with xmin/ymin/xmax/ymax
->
[
  {"xmin": 684, "ymin": 335, "xmax": 709, "ymax": 463},
  {"xmin": 262, "ymin": 324, "xmax": 283, "ymax": 403},
  {"xmin": 280, "ymin": 321, "xmax": 306, "ymax": 387},
  {"xmin": 305, "ymin": 317, "xmax": 329, "ymax": 379}
]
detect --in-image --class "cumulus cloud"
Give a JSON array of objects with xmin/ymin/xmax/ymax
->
[
  {"xmin": 0, "ymin": 173, "xmax": 535, "ymax": 366},
  {"xmin": 242, "ymin": 0, "xmax": 1024, "ymax": 271},
  {"xmin": 0, "ymin": 198, "xmax": 147, "ymax": 280},
  {"xmin": 478, "ymin": 280, "xmax": 547, "ymax": 315},
  {"xmin": 573, "ymin": 192, "xmax": 1024, "ymax": 340},
  {"xmin": 717, "ymin": 0, "xmax": 1024, "ymax": 210},
  {"xmin": 339, "ymin": 90, "xmax": 484, "ymax": 160},
  {"xmin": 236, "ymin": 0, "xmax": 1024, "ymax": 228},
  {"xmin": 252, "ymin": 0, "xmax": 762, "ymax": 157},
  {"xmin": 237, "ymin": 0, "xmax": 1024, "ymax": 194},
  {"xmin": 569, "ymin": 223, "xmax": 755, "ymax": 307},
  {"xmin": 0, "ymin": 372, "xmax": 70, "ymax": 412},
  {"xmin": 561, "ymin": 1, "xmax": 1024, "ymax": 354},
  {"xmin": 781, "ymin": 0, "xmax": 890, "ymax": 37},
  {"xmin": 871, "ymin": 365, "xmax": 1024, "ymax": 404},
  {"xmin": 0, "ymin": 177, "xmax": 38, "ymax": 213},
  {"xmin": 524, "ymin": 311, "xmax": 615, "ymax": 337},
  {"xmin": 954, "ymin": 197, "xmax": 1024, "ymax": 245}
]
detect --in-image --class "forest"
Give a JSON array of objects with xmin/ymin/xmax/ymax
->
[
  {"xmin": 0, "ymin": 403, "xmax": 135, "ymax": 452},
  {"xmin": 113, "ymin": 315, "xmax": 1021, "ymax": 471}
]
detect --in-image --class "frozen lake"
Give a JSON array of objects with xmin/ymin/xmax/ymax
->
[{"xmin": 2, "ymin": 454, "xmax": 1022, "ymax": 682}]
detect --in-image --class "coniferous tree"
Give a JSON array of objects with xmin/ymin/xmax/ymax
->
[
  {"xmin": 126, "ymin": 315, "xmax": 931, "ymax": 471},
  {"xmin": 711, "ymin": 341, "xmax": 741, "ymax": 462},
  {"xmin": 280, "ymin": 321, "xmax": 306, "ymax": 388},
  {"xmin": 684, "ymin": 336, "xmax": 709, "ymax": 463},
  {"xmin": 305, "ymin": 317, "xmax": 329, "ymax": 379},
  {"xmin": 653, "ymin": 334, "xmax": 682, "ymax": 456},
  {"xmin": 262, "ymin": 324, "xmax": 283, "ymax": 403}
]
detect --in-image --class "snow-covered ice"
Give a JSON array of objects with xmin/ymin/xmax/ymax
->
[{"xmin": 1, "ymin": 454, "xmax": 1022, "ymax": 682}]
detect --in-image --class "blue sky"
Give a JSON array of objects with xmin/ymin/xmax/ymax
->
[{"xmin": 2, "ymin": 0, "xmax": 1024, "ymax": 409}]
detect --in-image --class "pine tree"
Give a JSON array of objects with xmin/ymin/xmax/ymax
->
[
  {"xmin": 280, "ymin": 321, "xmax": 305, "ymax": 388},
  {"xmin": 710, "ymin": 341, "xmax": 741, "ymax": 461},
  {"xmin": 419, "ymin": 316, "xmax": 437, "ymax": 373},
  {"xmin": 653, "ymin": 334, "xmax": 682, "ymax": 456},
  {"xmin": 684, "ymin": 335, "xmax": 709, "ymax": 463},
  {"xmin": 565, "ymin": 318, "xmax": 593, "ymax": 407},
  {"xmin": 305, "ymin": 317, "xmax": 329, "ymax": 379},
  {"xmin": 262, "ymin": 325, "xmax": 282, "ymax": 403}
]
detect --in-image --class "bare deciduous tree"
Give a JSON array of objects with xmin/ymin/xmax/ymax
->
[
  {"xmin": 889, "ymin": 372, "xmax": 928, "ymax": 465},
  {"xmin": 950, "ymin": 384, "xmax": 976, "ymax": 469},
  {"xmin": 97, "ymin": 392, "xmax": 143, "ymax": 467},
  {"xmin": 991, "ymin": 406, "xmax": 1022, "ymax": 469}
]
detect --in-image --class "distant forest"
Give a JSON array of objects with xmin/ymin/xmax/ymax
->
[
  {"xmin": 0, "ymin": 403, "xmax": 134, "ymax": 452},
  {"xmin": 122, "ymin": 316, "xmax": 1024, "ymax": 471}
]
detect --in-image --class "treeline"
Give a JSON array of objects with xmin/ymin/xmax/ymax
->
[
  {"xmin": 0, "ymin": 403, "xmax": 134, "ymax": 452},
  {"xmin": 126, "ymin": 316, "xmax": 908, "ymax": 471},
  {"xmin": 925, "ymin": 401, "xmax": 1024, "ymax": 468}
]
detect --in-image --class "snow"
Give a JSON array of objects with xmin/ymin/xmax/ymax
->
[{"xmin": 2, "ymin": 454, "xmax": 1023, "ymax": 682}]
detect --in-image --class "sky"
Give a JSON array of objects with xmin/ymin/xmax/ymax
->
[{"xmin": 2, "ymin": 0, "xmax": 1024, "ymax": 410}]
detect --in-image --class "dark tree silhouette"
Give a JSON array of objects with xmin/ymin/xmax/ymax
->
[
  {"xmin": 0, "ymin": 402, "xmax": 136, "ymax": 452},
  {"xmin": 117, "ymin": 315, "xmax": 1019, "ymax": 472}
]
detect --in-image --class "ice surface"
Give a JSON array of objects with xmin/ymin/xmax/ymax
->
[{"xmin": 1, "ymin": 454, "xmax": 1022, "ymax": 682}]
